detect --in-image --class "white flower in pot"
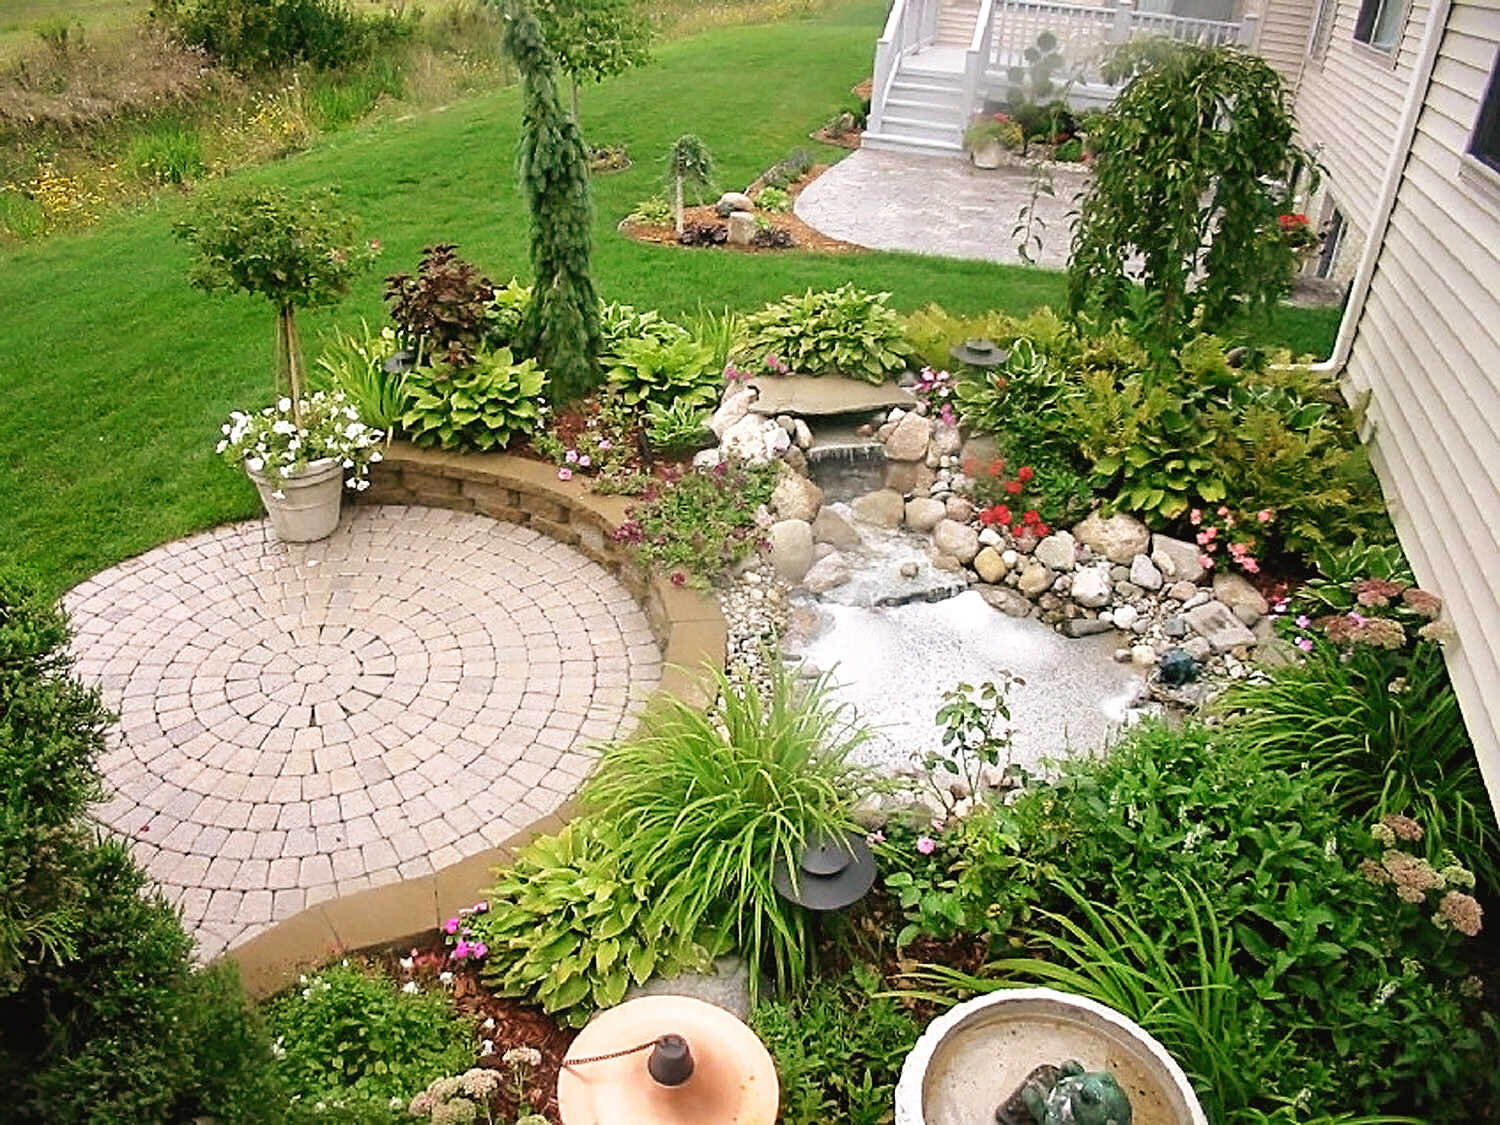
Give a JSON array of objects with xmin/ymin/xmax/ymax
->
[{"xmin": 176, "ymin": 186, "xmax": 381, "ymax": 542}]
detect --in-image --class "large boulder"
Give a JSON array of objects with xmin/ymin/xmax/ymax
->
[
  {"xmin": 903, "ymin": 497, "xmax": 947, "ymax": 532},
  {"xmin": 1185, "ymin": 600, "xmax": 1257, "ymax": 652},
  {"xmin": 1151, "ymin": 534, "xmax": 1207, "ymax": 584},
  {"xmin": 709, "ymin": 386, "xmax": 757, "ymax": 438},
  {"xmin": 1034, "ymin": 531, "xmax": 1077, "ymax": 571},
  {"xmin": 1070, "ymin": 564, "xmax": 1112, "ymax": 608},
  {"xmin": 803, "ymin": 552, "xmax": 851, "ymax": 594},
  {"xmin": 812, "ymin": 507, "xmax": 862, "ymax": 548},
  {"xmin": 721, "ymin": 416, "xmax": 790, "ymax": 465},
  {"xmin": 1073, "ymin": 511, "xmax": 1150, "ymax": 564},
  {"xmin": 932, "ymin": 519, "xmax": 980, "ymax": 563},
  {"xmin": 884, "ymin": 461, "xmax": 937, "ymax": 496},
  {"xmin": 884, "ymin": 412, "xmax": 932, "ymax": 462},
  {"xmin": 718, "ymin": 191, "xmax": 755, "ymax": 212},
  {"xmin": 1213, "ymin": 571, "xmax": 1269, "ymax": 625},
  {"xmin": 851, "ymin": 489, "xmax": 906, "ymax": 529},
  {"xmin": 771, "ymin": 471, "xmax": 824, "ymax": 522},
  {"xmin": 768, "ymin": 519, "xmax": 814, "ymax": 582},
  {"xmin": 727, "ymin": 211, "xmax": 756, "ymax": 247}
]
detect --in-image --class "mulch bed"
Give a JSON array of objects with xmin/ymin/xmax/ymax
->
[
  {"xmin": 811, "ymin": 125, "xmax": 862, "ymax": 149},
  {"xmin": 618, "ymin": 163, "xmax": 859, "ymax": 255}
]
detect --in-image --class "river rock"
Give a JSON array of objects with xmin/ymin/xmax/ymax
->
[
  {"xmin": 693, "ymin": 447, "xmax": 722, "ymax": 470},
  {"xmin": 899, "ymin": 561, "xmax": 919, "ymax": 578},
  {"xmin": 1213, "ymin": 571, "xmax": 1269, "ymax": 625},
  {"xmin": 1112, "ymin": 604, "xmax": 1139, "ymax": 630},
  {"xmin": 932, "ymin": 519, "xmax": 980, "ymax": 564},
  {"xmin": 1131, "ymin": 644, "xmax": 1159, "ymax": 667},
  {"xmin": 1183, "ymin": 636, "xmax": 1213, "ymax": 662},
  {"xmin": 770, "ymin": 471, "xmax": 823, "ymax": 522},
  {"xmin": 930, "ymin": 424, "xmax": 963, "ymax": 457},
  {"xmin": 721, "ymin": 415, "xmax": 788, "ymax": 465},
  {"xmin": 904, "ymin": 497, "xmax": 947, "ymax": 532},
  {"xmin": 852, "ymin": 489, "xmax": 906, "ymax": 528},
  {"xmin": 884, "ymin": 412, "xmax": 931, "ymax": 462},
  {"xmin": 1152, "ymin": 534, "xmax": 1207, "ymax": 584},
  {"xmin": 718, "ymin": 190, "xmax": 755, "ymax": 211},
  {"xmin": 1129, "ymin": 554, "xmax": 1163, "ymax": 591},
  {"xmin": 812, "ymin": 507, "xmax": 862, "ymax": 548},
  {"xmin": 979, "ymin": 585, "xmax": 1032, "ymax": 617},
  {"xmin": 1073, "ymin": 511, "xmax": 1150, "ymax": 563},
  {"xmin": 768, "ymin": 519, "xmax": 813, "ymax": 582},
  {"xmin": 710, "ymin": 386, "xmax": 758, "ymax": 438},
  {"xmin": 973, "ymin": 547, "xmax": 1007, "ymax": 583},
  {"xmin": 945, "ymin": 497, "xmax": 974, "ymax": 523},
  {"xmin": 1017, "ymin": 560, "xmax": 1054, "ymax": 597},
  {"xmin": 978, "ymin": 527, "xmax": 1002, "ymax": 548},
  {"xmin": 1063, "ymin": 617, "xmax": 1114, "ymax": 638},
  {"xmin": 792, "ymin": 418, "xmax": 813, "ymax": 449},
  {"xmin": 1034, "ymin": 531, "xmax": 1077, "ymax": 571},
  {"xmin": 1166, "ymin": 580, "xmax": 1198, "ymax": 602},
  {"xmin": 884, "ymin": 461, "xmax": 937, "ymax": 495},
  {"xmin": 1070, "ymin": 564, "xmax": 1112, "ymax": 608},
  {"xmin": 1185, "ymin": 600, "xmax": 1257, "ymax": 652},
  {"xmin": 803, "ymin": 552, "xmax": 851, "ymax": 594},
  {"xmin": 928, "ymin": 547, "xmax": 965, "ymax": 573}
]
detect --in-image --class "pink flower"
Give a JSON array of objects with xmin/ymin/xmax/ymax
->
[
  {"xmin": 565, "ymin": 449, "xmax": 579, "ymax": 463},
  {"xmin": 1257, "ymin": 509, "xmax": 1272, "ymax": 522},
  {"xmin": 474, "ymin": 901, "xmax": 488, "ymax": 913},
  {"xmin": 472, "ymin": 941, "xmax": 488, "ymax": 958},
  {"xmin": 1241, "ymin": 558, "xmax": 1260, "ymax": 574},
  {"xmin": 452, "ymin": 939, "xmax": 471, "ymax": 959},
  {"xmin": 866, "ymin": 830, "xmax": 885, "ymax": 845},
  {"xmin": 1217, "ymin": 506, "xmax": 1229, "ymax": 517},
  {"xmin": 1189, "ymin": 509, "xmax": 1202, "ymax": 525},
  {"xmin": 1296, "ymin": 637, "xmax": 1315, "ymax": 652},
  {"xmin": 916, "ymin": 836, "xmax": 937, "ymax": 855},
  {"xmin": 1295, "ymin": 615, "xmax": 1310, "ymax": 628},
  {"xmin": 1198, "ymin": 554, "xmax": 1214, "ymax": 569},
  {"xmin": 578, "ymin": 455, "xmax": 591, "ymax": 467},
  {"xmin": 598, "ymin": 439, "xmax": 612, "ymax": 451},
  {"xmin": 1196, "ymin": 531, "xmax": 1210, "ymax": 546},
  {"xmin": 557, "ymin": 467, "xmax": 573, "ymax": 481},
  {"xmin": 443, "ymin": 917, "xmax": 460, "ymax": 935}
]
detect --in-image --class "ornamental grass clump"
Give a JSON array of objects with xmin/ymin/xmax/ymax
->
[{"xmin": 582, "ymin": 662, "xmax": 870, "ymax": 998}]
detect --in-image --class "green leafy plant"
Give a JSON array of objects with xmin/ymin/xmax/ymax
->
[
  {"xmin": 755, "ymin": 186, "xmax": 791, "ymax": 213},
  {"xmin": 685, "ymin": 304, "xmax": 744, "ymax": 373},
  {"xmin": 399, "ymin": 347, "xmax": 547, "ymax": 451},
  {"xmin": 750, "ymin": 967, "xmax": 918, "ymax": 1125},
  {"xmin": 963, "ymin": 114, "xmax": 1025, "ymax": 153},
  {"xmin": 582, "ymin": 662, "xmax": 870, "ymax": 997},
  {"xmin": 900, "ymin": 302, "xmax": 1024, "ymax": 370},
  {"xmin": 666, "ymin": 134, "xmax": 714, "ymax": 234},
  {"xmin": 1069, "ymin": 42, "xmax": 1312, "ymax": 345},
  {"xmin": 175, "ymin": 186, "xmax": 378, "ymax": 427},
  {"xmin": 151, "ymin": 0, "xmax": 414, "ymax": 72},
  {"xmin": 266, "ymin": 962, "xmax": 474, "ymax": 1120},
  {"xmin": 615, "ymin": 461, "xmax": 778, "ymax": 584},
  {"xmin": 485, "ymin": 279, "xmax": 534, "ymax": 351},
  {"xmin": 505, "ymin": 0, "xmax": 603, "ymax": 403},
  {"xmin": 531, "ymin": 0, "xmax": 652, "ymax": 121},
  {"xmin": 735, "ymin": 285, "xmax": 912, "ymax": 383},
  {"xmin": 1053, "ymin": 137, "xmax": 1084, "ymax": 162},
  {"xmin": 625, "ymin": 195, "xmax": 674, "ymax": 225},
  {"xmin": 472, "ymin": 820, "xmax": 713, "ymax": 1027},
  {"xmin": 129, "ymin": 123, "xmax": 206, "ymax": 184},
  {"xmin": 313, "ymin": 319, "xmax": 407, "ymax": 432},
  {"xmin": 605, "ymin": 334, "xmax": 719, "ymax": 409},
  {"xmin": 759, "ymin": 148, "xmax": 813, "ymax": 190},
  {"xmin": 1005, "ymin": 30, "xmax": 1065, "ymax": 104},
  {"xmin": 646, "ymin": 399, "xmax": 712, "ymax": 454},
  {"xmin": 598, "ymin": 301, "xmax": 690, "ymax": 355}
]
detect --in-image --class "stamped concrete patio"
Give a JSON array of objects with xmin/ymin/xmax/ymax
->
[
  {"xmin": 66, "ymin": 505, "xmax": 661, "ymax": 961},
  {"xmin": 795, "ymin": 147, "xmax": 1086, "ymax": 269}
]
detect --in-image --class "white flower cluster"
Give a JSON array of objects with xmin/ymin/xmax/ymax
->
[{"xmin": 215, "ymin": 391, "xmax": 384, "ymax": 497}]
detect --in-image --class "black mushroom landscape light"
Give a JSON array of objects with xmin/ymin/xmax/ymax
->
[
  {"xmin": 771, "ymin": 827, "xmax": 878, "ymax": 912},
  {"xmin": 949, "ymin": 337, "xmax": 1010, "ymax": 368}
]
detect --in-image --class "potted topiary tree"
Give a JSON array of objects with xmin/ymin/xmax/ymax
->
[{"xmin": 177, "ymin": 186, "xmax": 382, "ymax": 542}]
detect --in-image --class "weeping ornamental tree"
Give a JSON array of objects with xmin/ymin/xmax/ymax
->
[
  {"xmin": 503, "ymin": 0, "xmax": 602, "ymax": 403},
  {"xmin": 532, "ymin": 0, "xmax": 652, "ymax": 122},
  {"xmin": 1067, "ymin": 42, "xmax": 1310, "ymax": 346},
  {"xmin": 667, "ymin": 134, "xmax": 714, "ymax": 235}
]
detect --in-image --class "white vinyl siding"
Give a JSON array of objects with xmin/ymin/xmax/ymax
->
[
  {"xmin": 1256, "ymin": 0, "xmax": 1317, "ymax": 85},
  {"xmin": 1339, "ymin": 0, "xmax": 1500, "ymax": 811}
]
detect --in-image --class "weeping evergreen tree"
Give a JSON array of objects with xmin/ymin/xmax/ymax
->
[{"xmin": 502, "ymin": 0, "xmax": 602, "ymax": 403}]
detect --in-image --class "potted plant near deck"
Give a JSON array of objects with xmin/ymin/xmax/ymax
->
[
  {"xmin": 963, "ymin": 114, "xmax": 1025, "ymax": 169},
  {"xmin": 177, "ymin": 187, "xmax": 382, "ymax": 542}
]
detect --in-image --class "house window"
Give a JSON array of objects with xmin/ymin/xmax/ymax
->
[
  {"xmin": 1308, "ymin": 0, "xmax": 1336, "ymax": 59},
  {"xmin": 1470, "ymin": 52, "xmax": 1500, "ymax": 176},
  {"xmin": 1354, "ymin": 0, "xmax": 1405, "ymax": 51}
]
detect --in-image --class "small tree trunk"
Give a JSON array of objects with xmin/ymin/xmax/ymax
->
[
  {"xmin": 571, "ymin": 77, "xmax": 580, "ymax": 123},
  {"xmin": 674, "ymin": 174, "xmax": 684, "ymax": 235},
  {"xmin": 276, "ymin": 303, "xmax": 306, "ymax": 429}
]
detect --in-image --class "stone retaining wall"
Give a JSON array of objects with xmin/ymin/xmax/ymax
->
[{"xmin": 229, "ymin": 443, "xmax": 726, "ymax": 998}]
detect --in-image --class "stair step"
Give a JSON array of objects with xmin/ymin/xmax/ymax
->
[
  {"xmin": 861, "ymin": 131, "xmax": 965, "ymax": 158},
  {"xmin": 891, "ymin": 77, "xmax": 963, "ymax": 94},
  {"xmin": 885, "ymin": 97, "xmax": 962, "ymax": 115}
]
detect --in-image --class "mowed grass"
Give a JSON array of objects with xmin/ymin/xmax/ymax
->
[{"xmin": 0, "ymin": 0, "xmax": 1339, "ymax": 595}]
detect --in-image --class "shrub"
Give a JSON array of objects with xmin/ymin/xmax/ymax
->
[
  {"xmin": 384, "ymin": 244, "xmax": 496, "ymax": 368},
  {"xmin": 755, "ymin": 186, "xmax": 791, "ymax": 213},
  {"xmin": 583, "ymin": 663, "xmax": 869, "ymax": 996},
  {"xmin": 750, "ymin": 967, "xmax": 918, "ymax": 1125},
  {"xmin": 900, "ymin": 302, "xmax": 1028, "ymax": 370},
  {"xmin": 399, "ymin": 347, "xmax": 546, "ymax": 452},
  {"xmin": 735, "ymin": 285, "xmax": 912, "ymax": 383},
  {"xmin": 760, "ymin": 147, "xmax": 813, "ymax": 189},
  {"xmin": 896, "ymin": 720, "xmax": 1500, "ymax": 1122},
  {"xmin": 605, "ymin": 334, "xmax": 719, "ymax": 410},
  {"xmin": 471, "ymin": 821, "xmax": 714, "ymax": 1027},
  {"xmin": 616, "ymin": 461, "xmax": 779, "ymax": 584},
  {"xmin": 677, "ymin": 220, "xmax": 727, "ymax": 246},
  {"xmin": 963, "ymin": 114, "xmax": 1024, "ymax": 152},
  {"xmin": 750, "ymin": 225, "xmax": 796, "ymax": 250},
  {"xmin": 267, "ymin": 962, "xmax": 473, "ymax": 1121},
  {"xmin": 485, "ymin": 279, "xmax": 533, "ymax": 351},
  {"xmin": 313, "ymin": 319, "xmax": 408, "ymax": 431},
  {"xmin": 151, "ymin": 0, "xmax": 413, "ymax": 72}
]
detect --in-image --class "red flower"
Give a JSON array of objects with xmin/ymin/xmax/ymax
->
[
  {"xmin": 670, "ymin": 571, "xmax": 686, "ymax": 587},
  {"xmin": 963, "ymin": 458, "xmax": 977, "ymax": 475},
  {"xmin": 988, "ymin": 458, "xmax": 1006, "ymax": 478},
  {"xmin": 1004, "ymin": 480, "xmax": 1023, "ymax": 495},
  {"xmin": 1017, "ymin": 465, "xmax": 1034, "ymax": 483},
  {"xmin": 1023, "ymin": 509, "xmax": 1041, "ymax": 524}
]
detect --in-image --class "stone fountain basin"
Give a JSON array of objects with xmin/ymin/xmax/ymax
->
[{"xmin": 894, "ymin": 988, "xmax": 1207, "ymax": 1125}]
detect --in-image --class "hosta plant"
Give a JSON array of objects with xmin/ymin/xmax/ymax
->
[
  {"xmin": 470, "ymin": 820, "xmax": 714, "ymax": 1027},
  {"xmin": 216, "ymin": 391, "xmax": 384, "ymax": 494},
  {"xmin": 605, "ymin": 334, "xmax": 719, "ymax": 410},
  {"xmin": 735, "ymin": 285, "xmax": 912, "ymax": 383},
  {"xmin": 646, "ymin": 398, "xmax": 712, "ymax": 454},
  {"xmin": 484, "ymin": 279, "xmax": 533, "ymax": 351},
  {"xmin": 399, "ymin": 348, "xmax": 546, "ymax": 452},
  {"xmin": 598, "ymin": 301, "xmax": 690, "ymax": 356}
]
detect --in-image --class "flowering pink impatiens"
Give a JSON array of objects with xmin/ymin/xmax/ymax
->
[{"xmin": 916, "ymin": 836, "xmax": 937, "ymax": 855}]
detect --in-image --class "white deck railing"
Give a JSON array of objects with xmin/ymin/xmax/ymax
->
[{"xmin": 870, "ymin": 0, "xmax": 933, "ymax": 134}]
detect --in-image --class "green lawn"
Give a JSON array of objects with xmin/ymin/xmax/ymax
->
[{"xmin": 0, "ymin": 0, "xmax": 1339, "ymax": 595}]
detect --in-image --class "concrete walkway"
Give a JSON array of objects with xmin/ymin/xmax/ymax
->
[
  {"xmin": 795, "ymin": 147, "xmax": 1087, "ymax": 269},
  {"xmin": 66, "ymin": 506, "xmax": 661, "ymax": 960}
]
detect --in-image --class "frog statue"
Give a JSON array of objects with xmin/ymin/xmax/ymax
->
[{"xmin": 995, "ymin": 1060, "xmax": 1132, "ymax": 1125}]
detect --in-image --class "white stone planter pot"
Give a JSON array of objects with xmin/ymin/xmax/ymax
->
[
  {"xmin": 894, "ymin": 987, "xmax": 1207, "ymax": 1125},
  {"xmin": 246, "ymin": 457, "xmax": 344, "ymax": 543},
  {"xmin": 971, "ymin": 141, "xmax": 1004, "ymax": 169}
]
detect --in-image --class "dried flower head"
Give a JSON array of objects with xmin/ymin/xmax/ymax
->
[
  {"xmin": 1382, "ymin": 849, "xmax": 1444, "ymax": 899},
  {"xmin": 1380, "ymin": 814, "xmax": 1424, "ymax": 843},
  {"xmin": 459, "ymin": 1069, "xmax": 501, "ymax": 1098},
  {"xmin": 504, "ymin": 1046, "xmax": 543, "ymax": 1070},
  {"xmin": 1401, "ymin": 587, "xmax": 1442, "ymax": 617},
  {"xmin": 1371, "ymin": 822, "xmax": 1397, "ymax": 847},
  {"xmin": 1353, "ymin": 577, "xmax": 1405, "ymax": 607},
  {"xmin": 1435, "ymin": 891, "xmax": 1483, "ymax": 937},
  {"xmin": 1359, "ymin": 617, "xmax": 1406, "ymax": 650},
  {"xmin": 1358, "ymin": 858, "xmax": 1391, "ymax": 885},
  {"xmin": 1418, "ymin": 619, "xmax": 1457, "ymax": 644}
]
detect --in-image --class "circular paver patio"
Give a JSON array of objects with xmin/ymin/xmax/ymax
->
[{"xmin": 66, "ymin": 505, "xmax": 661, "ymax": 960}]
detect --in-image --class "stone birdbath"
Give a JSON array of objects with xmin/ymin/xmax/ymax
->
[{"xmin": 894, "ymin": 989, "xmax": 1207, "ymax": 1125}]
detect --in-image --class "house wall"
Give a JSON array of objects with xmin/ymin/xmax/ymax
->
[
  {"xmin": 1254, "ymin": 0, "xmax": 1314, "ymax": 86},
  {"xmin": 1337, "ymin": 1, "xmax": 1500, "ymax": 810}
]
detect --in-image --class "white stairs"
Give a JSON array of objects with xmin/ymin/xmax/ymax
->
[{"xmin": 864, "ymin": 0, "xmax": 980, "ymax": 158}]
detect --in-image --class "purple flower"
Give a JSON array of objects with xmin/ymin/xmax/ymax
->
[
  {"xmin": 1296, "ymin": 637, "xmax": 1315, "ymax": 652},
  {"xmin": 474, "ymin": 900, "xmax": 488, "ymax": 913},
  {"xmin": 472, "ymin": 941, "xmax": 488, "ymax": 958},
  {"xmin": 1295, "ymin": 615, "xmax": 1310, "ymax": 628},
  {"xmin": 916, "ymin": 836, "xmax": 937, "ymax": 855},
  {"xmin": 443, "ymin": 917, "xmax": 459, "ymax": 935},
  {"xmin": 452, "ymin": 939, "xmax": 471, "ymax": 959}
]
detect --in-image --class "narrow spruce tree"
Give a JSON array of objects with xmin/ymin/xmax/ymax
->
[{"xmin": 503, "ymin": 0, "xmax": 602, "ymax": 403}]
